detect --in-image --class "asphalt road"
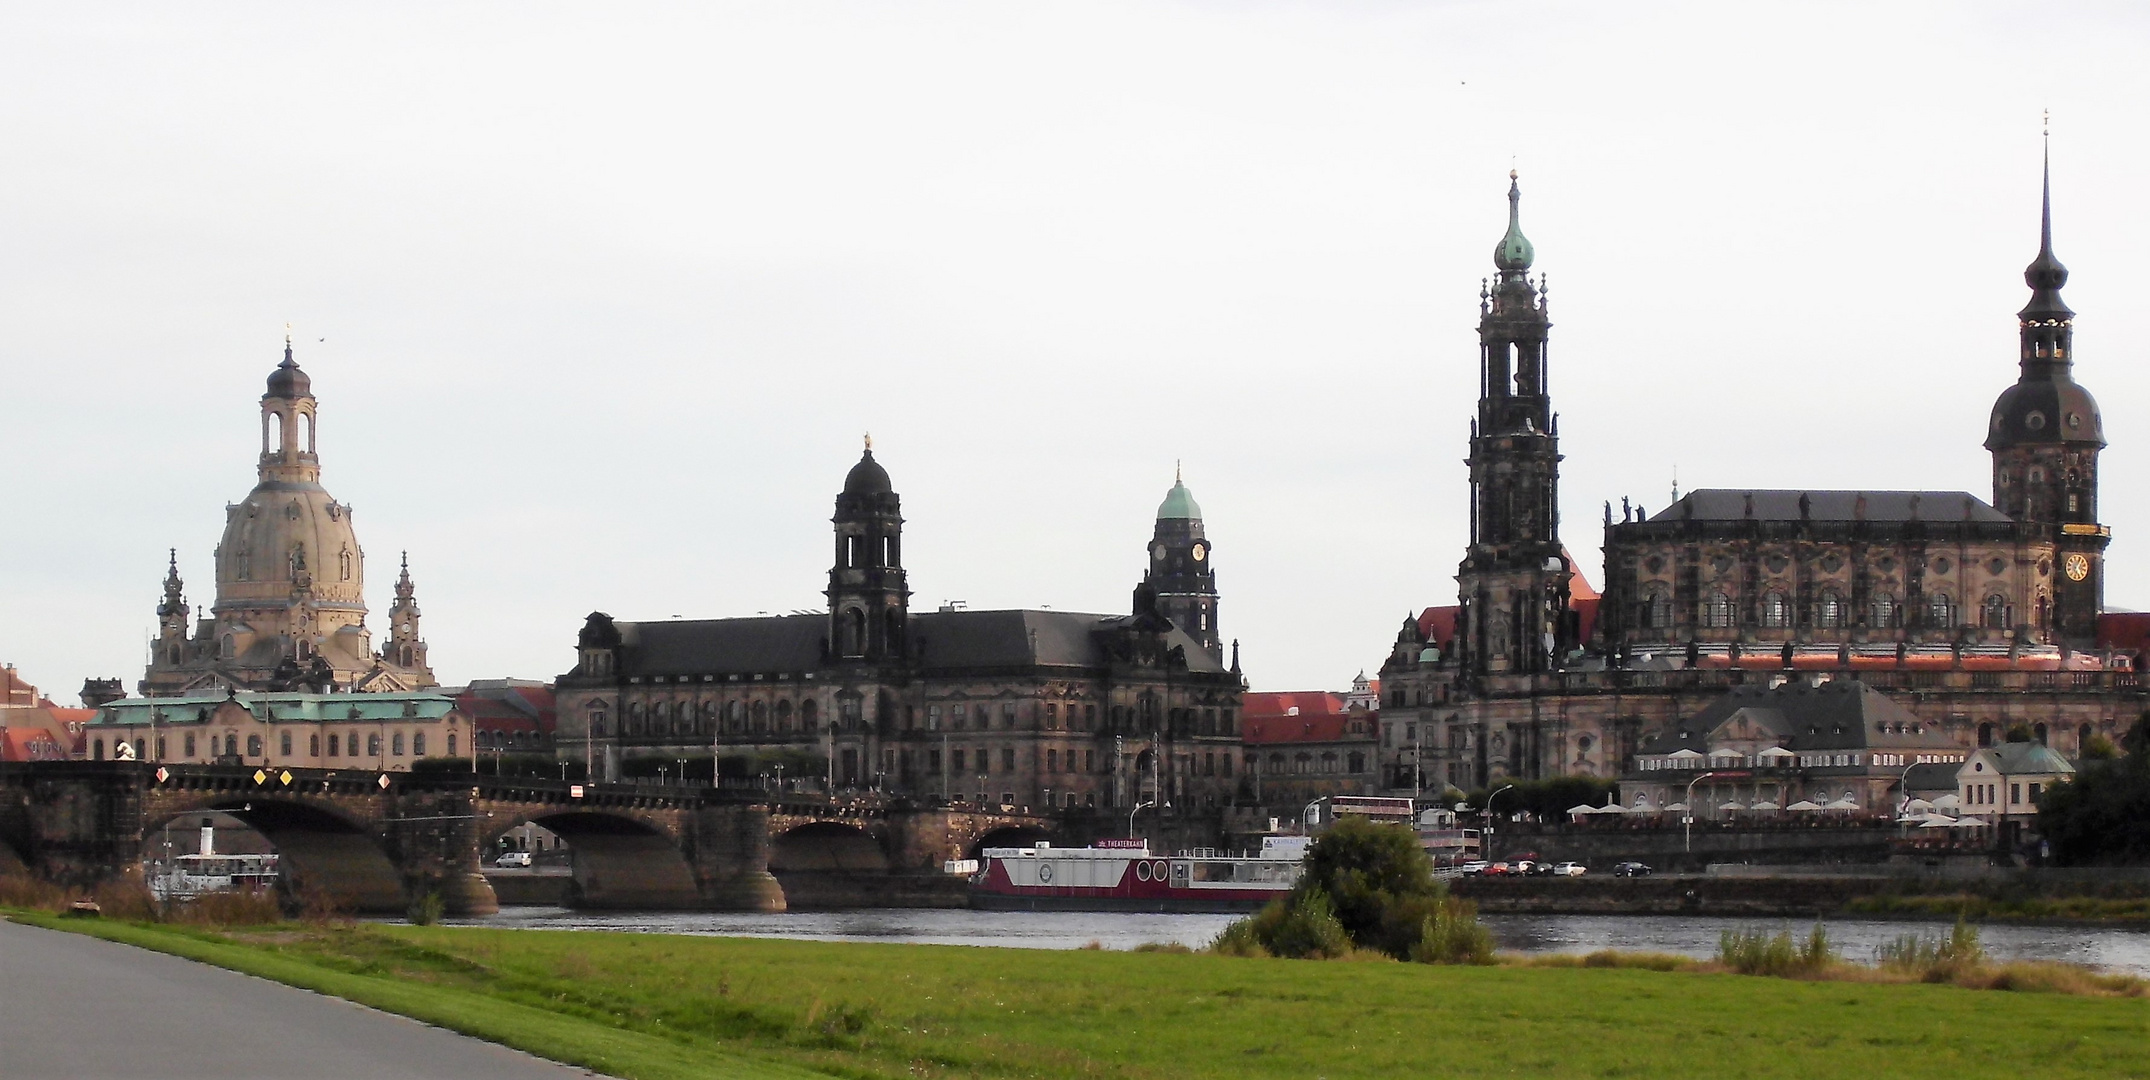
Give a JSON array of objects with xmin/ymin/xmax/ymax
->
[{"xmin": 0, "ymin": 918, "xmax": 602, "ymax": 1079}]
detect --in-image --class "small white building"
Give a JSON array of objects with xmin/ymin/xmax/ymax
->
[{"xmin": 1957, "ymin": 742, "xmax": 2074, "ymax": 826}]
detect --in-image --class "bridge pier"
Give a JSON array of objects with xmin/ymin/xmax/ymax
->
[
  {"xmin": 686, "ymin": 805, "xmax": 786, "ymax": 912},
  {"xmin": 387, "ymin": 787, "xmax": 499, "ymax": 916}
]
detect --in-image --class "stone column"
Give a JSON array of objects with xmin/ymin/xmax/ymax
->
[{"xmin": 386, "ymin": 787, "xmax": 498, "ymax": 916}]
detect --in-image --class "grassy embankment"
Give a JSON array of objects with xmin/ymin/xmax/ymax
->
[
  {"xmin": 8, "ymin": 908, "xmax": 2150, "ymax": 1080},
  {"xmin": 1847, "ymin": 893, "xmax": 2150, "ymax": 923}
]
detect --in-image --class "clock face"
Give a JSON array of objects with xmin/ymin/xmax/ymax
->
[
  {"xmin": 2065, "ymin": 553, "xmax": 2090, "ymax": 581},
  {"xmin": 1152, "ymin": 544, "xmax": 1167, "ymax": 561},
  {"xmin": 1191, "ymin": 543, "xmax": 1206, "ymax": 562}
]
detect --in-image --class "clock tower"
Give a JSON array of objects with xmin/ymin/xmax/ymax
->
[
  {"xmin": 1985, "ymin": 147, "xmax": 2107, "ymax": 645},
  {"xmin": 1144, "ymin": 466, "xmax": 1222, "ymax": 662},
  {"xmin": 1456, "ymin": 172, "xmax": 1574, "ymax": 676}
]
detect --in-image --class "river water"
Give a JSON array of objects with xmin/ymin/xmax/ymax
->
[{"xmin": 452, "ymin": 907, "xmax": 2150, "ymax": 976}]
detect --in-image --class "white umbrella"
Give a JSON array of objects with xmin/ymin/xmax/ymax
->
[
  {"xmin": 1567, "ymin": 804, "xmax": 1598, "ymax": 817},
  {"xmin": 1756, "ymin": 746, "xmax": 1796, "ymax": 762},
  {"xmin": 1666, "ymin": 748, "xmax": 1706, "ymax": 761},
  {"xmin": 1624, "ymin": 800, "xmax": 1657, "ymax": 814},
  {"xmin": 1751, "ymin": 800, "xmax": 1783, "ymax": 811},
  {"xmin": 1718, "ymin": 800, "xmax": 1747, "ymax": 812},
  {"xmin": 1824, "ymin": 797, "xmax": 1861, "ymax": 811},
  {"xmin": 1785, "ymin": 799, "xmax": 1824, "ymax": 812},
  {"xmin": 1933, "ymin": 793, "xmax": 1962, "ymax": 810},
  {"xmin": 1949, "ymin": 816, "xmax": 1988, "ymax": 828},
  {"xmin": 1664, "ymin": 802, "xmax": 1689, "ymax": 813},
  {"xmin": 1902, "ymin": 797, "xmax": 1935, "ymax": 813},
  {"xmin": 1919, "ymin": 816, "xmax": 1957, "ymax": 829}
]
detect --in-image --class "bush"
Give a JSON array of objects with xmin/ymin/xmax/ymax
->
[
  {"xmin": 1211, "ymin": 818, "xmax": 1499, "ymax": 964},
  {"xmin": 1410, "ymin": 900, "xmax": 1496, "ymax": 965},
  {"xmin": 407, "ymin": 891, "xmax": 446, "ymax": 926},
  {"xmin": 2040, "ymin": 715, "xmax": 2150, "ymax": 865}
]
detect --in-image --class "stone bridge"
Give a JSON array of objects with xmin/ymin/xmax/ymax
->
[{"xmin": 0, "ymin": 762, "xmax": 1058, "ymax": 915}]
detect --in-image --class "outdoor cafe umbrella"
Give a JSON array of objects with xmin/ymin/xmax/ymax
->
[
  {"xmin": 1718, "ymin": 800, "xmax": 1747, "ymax": 812},
  {"xmin": 1902, "ymin": 797, "xmax": 1935, "ymax": 813},
  {"xmin": 1664, "ymin": 802, "xmax": 1689, "ymax": 813},
  {"xmin": 1785, "ymin": 799, "xmax": 1824, "ymax": 812},
  {"xmin": 1567, "ymin": 804, "xmax": 1599, "ymax": 818},
  {"xmin": 1756, "ymin": 746, "xmax": 1797, "ymax": 763},
  {"xmin": 1823, "ymin": 797, "xmax": 1862, "ymax": 811},
  {"xmin": 1933, "ymin": 793, "xmax": 1962, "ymax": 810},
  {"xmin": 1666, "ymin": 748, "xmax": 1706, "ymax": 762},
  {"xmin": 1750, "ymin": 800, "xmax": 1783, "ymax": 811},
  {"xmin": 1919, "ymin": 815, "xmax": 1959, "ymax": 829}
]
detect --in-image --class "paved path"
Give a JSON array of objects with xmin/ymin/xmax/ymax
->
[{"xmin": 0, "ymin": 919, "xmax": 601, "ymax": 1079}]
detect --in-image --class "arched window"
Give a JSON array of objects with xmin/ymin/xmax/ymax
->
[
  {"xmin": 1643, "ymin": 590, "xmax": 1672, "ymax": 630},
  {"xmin": 751, "ymin": 700, "xmax": 768, "ymax": 733},
  {"xmin": 1982, "ymin": 594, "xmax": 2010, "ymax": 630},
  {"xmin": 727, "ymin": 701, "xmax": 744, "ymax": 733},
  {"xmin": 1869, "ymin": 592, "xmax": 1899, "ymax": 629},
  {"xmin": 1926, "ymin": 592, "xmax": 1955, "ymax": 627},
  {"xmin": 298, "ymin": 411, "xmax": 314, "ymax": 453},
  {"xmin": 1348, "ymin": 752, "xmax": 1366, "ymax": 773},
  {"xmin": 1815, "ymin": 591, "xmax": 1844, "ymax": 629},
  {"xmin": 1704, "ymin": 592, "xmax": 1735, "ymax": 629},
  {"xmin": 391, "ymin": 733, "xmax": 405, "ymax": 756},
  {"xmin": 366, "ymin": 734, "xmax": 382, "ymax": 757},
  {"xmin": 1761, "ymin": 592, "xmax": 1791, "ymax": 628},
  {"xmin": 339, "ymin": 548, "xmax": 353, "ymax": 581},
  {"xmin": 841, "ymin": 608, "xmax": 866, "ymax": 657},
  {"xmin": 225, "ymin": 733, "xmax": 238, "ymax": 756},
  {"xmin": 801, "ymin": 699, "xmax": 818, "ymax": 733},
  {"xmin": 776, "ymin": 700, "xmax": 794, "ymax": 733},
  {"xmin": 246, "ymin": 735, "xmax": 262, "ymax": 757}
]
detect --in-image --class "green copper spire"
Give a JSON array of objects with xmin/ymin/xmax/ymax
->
[{"xmin": 1493, "ymin": 169, "xmax": 1534, "ymax": 272}]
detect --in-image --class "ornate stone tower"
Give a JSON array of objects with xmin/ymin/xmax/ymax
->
[
  {"xmin": 1986, "ymin": 147, "xmax": 2107, "ymax": 645},
  {"xmin": 1143, "ymin": 466, "xmax": 1222, "ymax": 663},
  {"xmin": 383, "ymin": 552, "xmax": 432, "ymax": 677},
  {"xmin": 1456, "ymin": 173, "xmax": 1574, "ymax": 675},
  {"xmin": 827, "ymin": 439, "xmax": 910, "ymax": 662}
]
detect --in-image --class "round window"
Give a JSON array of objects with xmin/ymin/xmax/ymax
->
[{"xmin": 2027, "ymin": 411, "xmax": 2048, "ymax": 431}]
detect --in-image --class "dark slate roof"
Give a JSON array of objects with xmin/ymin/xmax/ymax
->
[
  {"xmin": 614, "ymin": 609, "xmax": 1227, "ymax": 678},
  {"xmin": 1648, "ymin": 490, "xmax": 2010, "ymax": 524},
  {"xmin": 618, "ymin": 616, "xmax": 826, "ymax": 676},
  {"xmin": 1975, "ymin": 742, "xmax": 2076, "ymax": 776},
  {"xmin": 1643, "ymin": 679, "xmax": 1959, "ymax": 754},
  {"xmin": 1904, "ymin": 761, "xmax": 1961, "ymax": 796}
]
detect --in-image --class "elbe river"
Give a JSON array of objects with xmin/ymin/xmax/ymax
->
[{"xmin": 454, "ymin": 907, "xmax": 2150, "ymax": 976}]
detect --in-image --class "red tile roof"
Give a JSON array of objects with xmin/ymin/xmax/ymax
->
[
  {"xmin": 1241, "ymin": 691, "xmax": 1375, "ymax": 745},
  {"xmin": 2097, "ymin": 612, "xmax": 2150, "ymax": 656}
]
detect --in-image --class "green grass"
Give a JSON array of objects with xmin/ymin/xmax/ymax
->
[{"xmin": 12, "ymin": 910, "xmax": 2150, "ymax": 1080}]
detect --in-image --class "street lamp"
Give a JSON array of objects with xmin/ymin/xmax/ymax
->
[
  {"xmin": 1128, "ymin": 798, "xmax": 1157, "ymax": 840},
  {"xmin": 1482, "ymin": 783, "xmax": 1515, "ymax": 860},
  {"xmin": 1684, "ymin": 771, "xmax": 1727, "ymax": 854}
]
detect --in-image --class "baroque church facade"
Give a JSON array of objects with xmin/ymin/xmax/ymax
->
[
  {"xmin": 554, "ymin": 448, "xmax": 1246, "ymax": 810},
  {"xmin": 1378, "ymin": 159, "xmax": 2142, "ymax": 792},
  {"xmin": 137, "ymin": 341, "xmax": 436, "ymax": 696}
]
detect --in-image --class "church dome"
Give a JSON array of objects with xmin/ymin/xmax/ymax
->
[
  {"xmin": 843, "ymin": 449, "xmax": 893, "ymax": 496},
  {"xmin": 1986, "ymin": 378, "xmax": 2105, "ymax": 451},
  {"xmin": 1493, "ymin": 172, "xmax": 1535, "ymax": 272},
  {"xmin": 266, "ymin": 349, "xmax": 311, "ymax": 399},
  {"xmin": 215, "ymin": 481, "xmax": 366, "ymax": 612}
]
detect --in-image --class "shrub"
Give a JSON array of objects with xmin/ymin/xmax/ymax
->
[
  {"xmin": 1409, "ymin": 898, "xmax": 1496, "ymax": 965},
  {"xmin": 407, "ymin": 891, "xmax": 446, "ymax": 926},
  {"xmin": 1211, "ymin": 819, "xmax": 1501, "ymax": 964}
]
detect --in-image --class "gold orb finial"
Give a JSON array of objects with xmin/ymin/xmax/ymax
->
[{"xmin": 863, "ymin": 431, "xmax": 873, "ymax": 452}]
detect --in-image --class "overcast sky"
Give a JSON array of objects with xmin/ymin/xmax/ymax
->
[{"xmin": 4, "ymin": 2, "xmax": 2148, "ymax": 699}]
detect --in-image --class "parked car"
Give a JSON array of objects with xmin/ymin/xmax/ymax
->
[
  {"xmin": 1485, "ymin": 861, "xmax": 1514, "ymax": 876},
  {"xmin": 495, "ymin": 851, "xmax": 533, "ymax": 868},
  {"xmin": 1456, "ymin": 861, "xmax": 1490, "ymax": 875},
  {"xmin": 1551, "ymin": 861, "xmax": 1587, "ymax": 877},
  {"xmin": 1529, "ymin": 860, "xmax": 1557, "ymax": 876},
  {"xmin": 1611, "ymin": 861, "xmax": 1653, "ymax": 877},
  {"xmin": 1507, "ymin": 859, "xmax": 1533, "ymax": 875}
]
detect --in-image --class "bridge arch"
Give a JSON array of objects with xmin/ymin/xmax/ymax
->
[
  {"xmin": 966, "ymin": 824, "xmax": 1055, "ymax": 862},
  {"xmin": 145, "ymin": 797, "xmax": 404, "ymax": 914},
  {"xmin": 771, "ymin": 821, "xmax": 891, "ymax": 873},
  {"xmin": 499, "ymin": 809, "xmax": 704, "ymax": 910}
]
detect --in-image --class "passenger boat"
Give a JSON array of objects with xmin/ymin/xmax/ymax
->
[{"xmin": 970, "ymin": 836, "xmax": 1308, "ymax": 912}]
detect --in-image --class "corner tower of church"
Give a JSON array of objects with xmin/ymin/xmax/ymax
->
[
  {"xmin": 1143, "ymin": 465, "xmax": 1221, "ymax": 662},
  {"xmin": 1456, "ymin": 173, "xmax": 1574, "ymax": 676},
  {"xmin": 140, "ymin": 338, "xmax": 436, "ymax": 695},
  {"xmin": 827, "ymin": 438, "xmax": 910, "ymax": 663},
  {"xmin": 1986, "ymin": 145, "xmax": 2108, "ymax": 644}
]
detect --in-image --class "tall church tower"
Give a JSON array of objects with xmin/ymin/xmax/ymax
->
[
  {"xmin": 384, "ymin": 552, "xmax": 433, "ymax": 678},
  {"xmin": 1986, "ymin": 146, "xmax": 2107, "ymax": 644},
  {"xmin": 827, "ymin": 439, "xmax": 910, "ymax": 663},
  {"xmin": 1143, "ymin": 466, "xmax": 1221, "ymax": 662},
  {"xmin": 1456, "ymin": 173, "xmax": 1573, "ymax": 675}
]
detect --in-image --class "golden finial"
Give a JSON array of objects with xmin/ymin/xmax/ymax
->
[
  {"xmin": 1175, "ymin": 459, "xmax": 1182, "ymax": 484},
  {"xmin": 284, "ymin": 321, "xmax": 292, "ymax": 346},
  {"xmin": 863, "ymin": 431, "xmax": 873, "ymax": 452}
]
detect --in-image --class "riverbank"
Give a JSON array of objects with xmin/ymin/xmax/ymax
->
[
  {"xmin": 1455, "ymin": 871, "xmax": 2150, "ymax": 924},
  {"xmin": 10, "ymin": 911, "xmax": 2147, "ymax": 1080}
]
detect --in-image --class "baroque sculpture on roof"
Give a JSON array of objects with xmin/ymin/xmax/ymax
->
[
  {"xmin": 138, "ymin": 340, "xmax": 436, "ymax": 697},
  {"xmin": 1375, "ymin": 150, "xmax": 2141, "ymax": 799}
]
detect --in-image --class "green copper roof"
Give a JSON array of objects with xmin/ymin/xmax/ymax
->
[
  {"xmin": 1494, "ymin": 171, "xmax": 1534, "ymax": 271},
  {"xmin": 1157, "ymin": 479, "xmax": 1203, "ymax": 521}
]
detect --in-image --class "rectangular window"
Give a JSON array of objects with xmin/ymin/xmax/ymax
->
[
  {"xmin": 2029, "ymin": 782, "xmax": 2043, "ymax": 801},
  {"xmin": 929, "ymin": 749, "xmax": 941, "ymax": 773},
  {"xmin": 953, "ymin": 704, "xmax": 967, "ymax": 730},
  {"xmin": 2011, "ymin": 783, "xmax": 2022, "ymax": 804},
  {"xmin": 1221, "ymin": 754, "xmax": 1231, "ymax": 777},
  {"xmin": 1084, "ymin": 750, "xmax": 1094, "ymax": 773},
  {"xmin": 1047, "ymin": 749, "xmax": 1058, "ymax": 772},
  {"xmin": 1002, "ymin": 703, "xmax": 1017, "ymax": 728},
  {"xmin": 279, "ymin": 732, "xmax": 292, "ymax": 756},
  {"xmin": 952, "ymin": 749, "xmax": 965, "ymax": 771},
  {"xmin": 927, "ymin": 706, "xmax": 940, "ymax": 731},
  {"xmin": 1045, "ymin": 704, "xmax": 1058, "ymax": 729},
  {"xmin": 413, "ymin": 732, "xmax": 426, "ymax": 756},
  {"xmin": 1002, "ymin": 748, "xmax": 1015, "ymax": 770}
]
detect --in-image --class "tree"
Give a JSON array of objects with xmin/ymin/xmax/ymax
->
[
  {"xmin": 1213, "ymin": 817, "xmax": 1493, "ymax": 963},
  {"xmin": 2038, "ymin": 714, "xmax": 2150, "ymax": 865}
]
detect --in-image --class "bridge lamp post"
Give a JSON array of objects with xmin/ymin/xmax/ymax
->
[
  {"xmin": 1684, "ymin": 770, "xmax": 1727, "ymax": 855},
  {"xmin": 774, "ymin": 762, "xmax": 785, "ymax": 793},
  {"xmin": 677, "ymin": 759, "xmax": 687, "ymax": 789}
]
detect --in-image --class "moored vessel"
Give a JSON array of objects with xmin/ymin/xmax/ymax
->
[{"xmin": 971, "ymin": 836, "xmax": 1307, "ymax": 912}]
